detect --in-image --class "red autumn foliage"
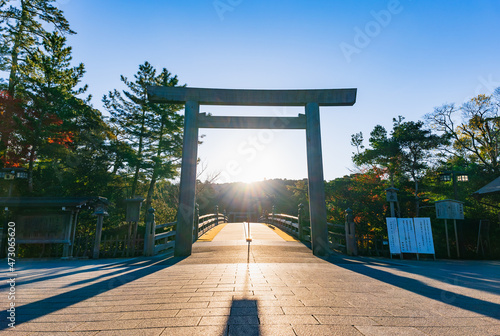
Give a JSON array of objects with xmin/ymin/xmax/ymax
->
[
  {"xmin": 0, "ymin": 91, "xmax": 74, "ymax": 168},
  {"xmin": 0, "ymin": 91, "xmax": 30, "ymax": 167}
]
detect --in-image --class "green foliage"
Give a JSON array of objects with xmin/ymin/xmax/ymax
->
[
  {"xmin": 352, "ymin": 124, "xmax": 400, "ymax": 187},
  {"xmin": 0, "ymin": 0, "xmax": 74, "ymax": 96},
  {"xmin": 103, "ymin": 62, "xmax": 185, "ymax": 225},
  {"xmin": 352, "ymin": 116, "xmax": 448, "ymax": 216},
  {"xmin": 15, "ymin": 32, "xmax": 93, "ymax": 192},
  {"xmin": 103, "ymin": 62, "xmax": 184, "ymax": 204}
]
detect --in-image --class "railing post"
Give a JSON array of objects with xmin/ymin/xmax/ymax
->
[
  {"xmin": 272, "ymin": 205, "xmax": 276, "ymax": 225},
  {"xmin": 345, "ymin": 208, "xmax": 357, "ymax": 256},
  {"xmin": 144, "ymin": 207, "xmax": 155, "ymax": 256},
  {"xmin": 223, "ymin": 209, "xmax": 227, "ymax": 223},
  {"xmin": 194, "ymin": 203, "xmax": 200, "ymax": 241},
  {"xmin": 298, "ymin": 203, "xmax": 304, "ymax": 240},
  {"xmin": 215, "ymin": 205, "xmax": 219, "ymax": 227}
]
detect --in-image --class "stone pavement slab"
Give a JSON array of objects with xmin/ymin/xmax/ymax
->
[{"xmin": 0, "ymin": 222, "xmax": 499, "ymax": 335}]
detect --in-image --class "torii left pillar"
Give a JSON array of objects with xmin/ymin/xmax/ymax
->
[{"xmin": 175, "ymin": 101, "xmax": 199, "ymax": 257}]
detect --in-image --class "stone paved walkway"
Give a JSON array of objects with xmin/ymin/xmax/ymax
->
[{"xmin": 1, "ymin": 222, "xmax": 499, "ymax": 335}]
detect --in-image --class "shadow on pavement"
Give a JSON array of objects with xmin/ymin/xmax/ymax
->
[
  {"xmin": 0, "ymin": 255, "xmax": 185, "ymax": 330},
  {"xmin": 223, "ymin": 299, "xmax": 260, "ymax": 336},
  {"xmin": 326, "ymin": 254, "xmax": 500, "ymax": 320}
]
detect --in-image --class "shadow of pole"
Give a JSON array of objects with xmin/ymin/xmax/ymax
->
[{"xmin": 223, "ymin": 299, "xmax": 260, "ymax": 336}]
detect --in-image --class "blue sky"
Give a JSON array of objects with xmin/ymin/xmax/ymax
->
[{"xmin": 57, "ymin": 0, "xmax": 500, "ymax": 183}]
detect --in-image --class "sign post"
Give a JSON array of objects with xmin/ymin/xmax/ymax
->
[{"xmin": 435, "ymin": 200, "xmax": 464, "ymax": 258}]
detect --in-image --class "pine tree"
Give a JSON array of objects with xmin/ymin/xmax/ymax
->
[
  {"xmin": 103, "ymin": 62, "xmax": 184, "ymax": 209},
  {"xmin": 0, "ymin": 0, "xmax": 74, "ymax": 97},
  {"xmin": 17, "ymin": 32, "xmax": 88, "ymax": 192}
]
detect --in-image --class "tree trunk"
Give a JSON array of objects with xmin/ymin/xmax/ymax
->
[
  {"xmin": 130, "ymin": 108, "xmax": 147, "ymax": 197},
  {"xmin": 414, "ymin": 178, "xmax": 420, "ymax": 217},
  {"xmin": 27, "ymin": 146, "xmax": 35, "ymax": 193},
  {"xmin": 143, "ymin": 167, "xmax": 158, "ymax": 221},
  {"xmin": 143, "ymin": 117, "xmax": 165, "ymax": 222}
]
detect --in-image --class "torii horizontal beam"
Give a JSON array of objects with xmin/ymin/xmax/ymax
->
[
  {"xmin": 147, "ymin": 86, "xmax": 357, "ymax": 106},
  {"xmin": 197, "ymin": 113, "xmax": 306, "ymax": 129}
]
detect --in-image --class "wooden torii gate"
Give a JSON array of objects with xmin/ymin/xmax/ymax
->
[{"xmin": 147, "ymin": 87, "xmax": 357, "ymax": 257}]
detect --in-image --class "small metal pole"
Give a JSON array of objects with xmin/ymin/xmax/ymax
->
[
  {"xmin": 476, "ymin": 220, "xmax": 482, "ymax": 255},
  {"xmin": 454, "ymin": 219, "xmax": 460, "ymax": 258},
  {"xmin": 444, "ymin": 219, "xmax": 450, "ymax": 258}
]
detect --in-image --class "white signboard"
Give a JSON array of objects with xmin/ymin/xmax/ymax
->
[
  {"xmin": 413, "ymin": 218, "xmax": 435, "ymax": 254},
  {"xmin": 386, "ymin": 218, "xmax": 401, "ymax": 254},
  {"xmin": 435, "ymin": 200, "xmax": 464, "ymax": 220},
  {"xmin": 397, "ymin": 218, "xmax": 418, "ymax": 253}
]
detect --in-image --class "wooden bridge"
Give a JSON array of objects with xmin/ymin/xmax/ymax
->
[{"xmin": 142, "ymin": 206, "xmax": 355, "ymax": 258}]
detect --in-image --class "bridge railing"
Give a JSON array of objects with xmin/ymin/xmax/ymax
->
[
  {"xmin": 261, "ymin": 205, "xmax": 357, "ymax": 256},
  {"xmin": 151, "ymin": 221, "xmax": 177, "ymax": 255},
  {"xmin": 260, "ymin": 212, "xmax": 301, "ymax": 238},
  {"xmin": 144, "ymin": 206, "xmax": 228, "ymax": 256},
  {"xmin": 259, "ymin": 204, "xmax": 311, "ymax": 241},
  {"xmin": 195, "ymin": 212, "xmax": 228, "ymax": 240},
  {"xmin": 327, "ymin": 222, "xmax": 346, "ymax": 252}
]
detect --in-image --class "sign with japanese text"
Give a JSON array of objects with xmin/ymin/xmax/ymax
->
[
  {"xmin": 386, "ymin": 217, "xmax": 401, "ymax": 254},
  {"xmin": 435, "ymin": 200, "xmax": 464, "ymax": 220},
  {"xmin": 413, "ymin": 217, "xmax": 435, "ymax": 254},
  {"xmin": 397, "ymin": 218, "xmax": 418, "ymax": 253}
]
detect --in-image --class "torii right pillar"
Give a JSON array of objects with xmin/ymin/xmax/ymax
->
[{"xmin": 305, "ymin": 102, "xmax": 329, "ymax": 256}]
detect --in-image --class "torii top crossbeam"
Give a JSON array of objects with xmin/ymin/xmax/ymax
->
[{"xmin": 147, "ymin": 86, "xmax": 357, "ymax": 106}]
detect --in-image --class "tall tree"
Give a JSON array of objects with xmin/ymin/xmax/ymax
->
[
  {"xmin": 103, "ymin": 62, "xmax": 184, "ymax": 217},
  {"xmin": 426, "ymin": 90, "xmax": 500, "ymax": 174},
  {"xmin": 351, "ymin": 124, "xmax": 401, "ymax": 188},
  {"xmin": 0, "ymin": 0, "xmax": 74, "ymax": 97},
  {"xmin": 392, "ymin": 117, "xmax": 448, "ymax": 216},
  {"xmin": 353, "ymin": 116, "xmax": 446, "ymax": 216},
  {"xmin": 17, "ymin": 32, "xmax": 88, "ymax": 192}
]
